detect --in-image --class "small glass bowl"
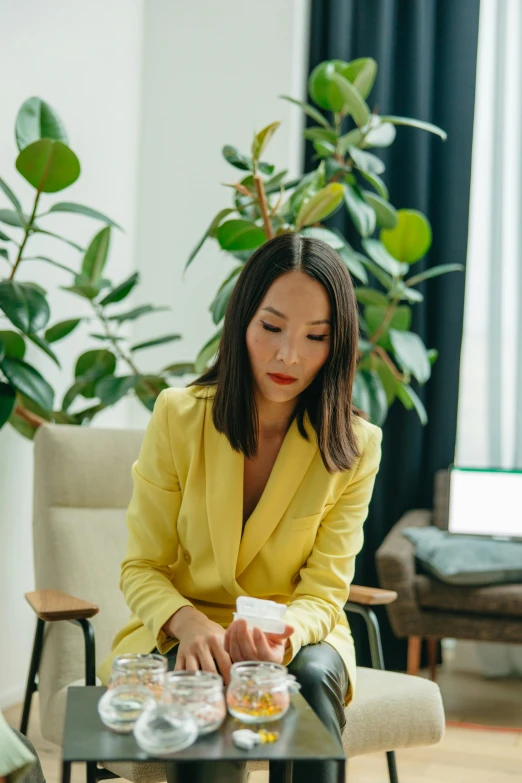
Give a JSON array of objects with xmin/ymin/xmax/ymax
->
[
  {"xmin": 166, "ymin": 671, "xmax": 226, "ymax": 735},
  {"xmin": 97, "ymin": 684, "xmax": 152, "ymax": 733},
  {"xmin": 134, "ymin": 699, "xmax": 198, "ymax": 757},
  {"xmin": 226, "ymin": 661, "xmax": 300, "ymax": 724},
  {"xmin": 108, "ymin": 653, "xmax": 167, "ymax": 699}
]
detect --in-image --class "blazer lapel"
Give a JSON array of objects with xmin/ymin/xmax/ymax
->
[
  {"xmin": 236, "ymin": 413, "xmax": 318, "ymax": 577},
  {"xmin": 203, "ymin": 399, "xmax": 246, "ymax": 598}
]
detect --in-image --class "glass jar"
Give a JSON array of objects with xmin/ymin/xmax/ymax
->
[
  {"xmin": 166, "ymin": 671, "xmax": 226, "ymax": 735},
  {"xmin": 97, "ymin": 684, "xmax": 152, "ymax": 733},
  {"xmin": 226, "ymin": 662, "xmax": 300, "ymax": 724},
  {"xmin": 134, "ymin": 699, "xmax": 198, "ymax": 756},
  {"xmin": 108, "ymin": 653, "xmax": 167, "ymax": 699}
]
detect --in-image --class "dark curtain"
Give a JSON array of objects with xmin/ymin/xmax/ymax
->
[{"xmin": 306, "ymin": 0, "xmax": 480, "ymax": 669}]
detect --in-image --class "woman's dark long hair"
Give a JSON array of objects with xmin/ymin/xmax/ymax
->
[{"xmin": 191, "ymin": 233, "xmax": 361, "ymax": 473}]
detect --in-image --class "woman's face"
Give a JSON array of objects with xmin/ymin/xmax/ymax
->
[{"xmin": 246, "ymin": 270, "xmax": 331, "ymax": 405}]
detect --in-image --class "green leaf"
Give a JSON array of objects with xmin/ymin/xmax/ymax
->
[
  {"xmin": 353, "ymin": 369, "xmax": 388, "ymax": 426},
  {"xmin": 0, "ymin": 177, "xmax": 23, "ymax": 215},
  {"xmin": 107, "ymin": 304, "xmax": 169, "ymax": 323},
  {"xmin": 364, "ymin": 121, "xmax": 396, "ymax": 148},
  {"xmin": 355, "ymin": 288, "xmax": 389, "ymax": 307},
  {"xmin": 365, "ymin": 305, "xmax": 412, "ymax": 349},
  {"xmin": 406, "ymin": 263, "xmax": 464, "ymax": 287},
  {"xmin": 48, "ymin": 202, "xmax": 122, "ymax": 229},
  {"xmin": 287, "ymin": 165, "xmax": 325, "ymax": 218},
  {"xmin": 222, "ymin": 145, "xmax": 252, "ymax": 171},
  {"xmin": 360, "ymin": 258, "xmax": 393, "ymax": 290},
  {"xmin": 303, "ymin": 127, "xmax": 338, "ymax": 145},
  {"xmin": 185, "ymin": 208, "xmax": 236, "ymax": 273},
  {"xmin": 299, "ymin": 226, "xmax": 344, "ymax": 249},
  {"xmin": 279, "ymin": 95, "xmax": 332, "ymax": 129},
  {"xmin": 397, "ymin": 383, "xmax": 428, "ymax": 425},
  {"xmin": 74, "ymin": 349, "xmax": 116, "ymax": 399},
  {"xmin": 347, "ymin": 146, "xmax": 385, "ymax": 175},
  {"xmin": 331, "ymin": 73, "xmax": 370, "ymax": 126},
  {"xmin": 0, "ymin": 338, "xmax": 4, "ymax": 363},
  {"xmin": 0, "ymin": 331, "xmax": 25, "ymax": 359},
  {"xmin": 0, "ymin": 280, "xmax": 50, "ymax": 333},
  {"xmin": 309, "ymin": 60, "xmax": 372, "ymax": 113},
  {"xmin": 130, "ymin": 334, "xmax": 181, "ymax": 352},
  {"xmin": 389, "ymin": 330, "xmax": 431, "ymax": 384},
  {"xmin": 31, "ymin": 228, "xmax": 84, "ymax": 251},
  {"xmin": 264, "ymin": 170, "xmax": 294, "ymax": 195},
  {"xmin": 381, "ymin": 209, "xmax": 432, "ymax": 264},
  {"xmin": 363, "ymin": 192, "xmax": 397, "ymax": 229},
  {"xmin": 0, "ymin": 228, "xmax": 13, "ymax": 241},
  {"xmin": 343, "ymin": 58, "xmax": 377, "ymax": 99},
  {"xmin": 195, "ymin": 329, "xmax": 222, "ymax": 373},
  {"xmin": 95, "ymin": 375, "xmax": 139, "ymax": 405},
  {"xmin": 427, "ymin": 348, "xmax": 438, "ymax": 365},
  {"xmin": 380, "ymin": 115, "xmax": 447, "ymax": 141},
  {"xmin": 374, "ymin": 356, "xmax": 399, "ymax": 406},
  {"xmin": 89, "ymin": 333, "xmax": 125, "ymax": 342},
  {"xmin": 62, "ymin": 380, "xmax": 89, "ymax": 411},
  {"xmin": 359, "ymin": 170, "xmax": 389, "ymax": 200},
  {"xmin": 81, "ymin": 226, "xmax": 111, "ymax": 283},
  {"xmin": 26, "ymin": 332, "xmax": 60, "ymax": 366},
  {"xmin": 0, "ymin": 382, "xmax": 16, "ymax": 429},
  {"xmin": 210, "ymin": 266, "xmax": 242, "ymax": 325},
  {"xmin": 16, "ymin": 139, "xmax": 80, "ymax": 193},
  {"xmin": 0, "ymin": 209, "xmax": 24, "ymax": 227},
  {"xmin": 217, "ymin": 220, "xmax": 266, "ymax": 251},
  {"xmin": 135, "ymin": 376, "xmax": 169, "ymax": 411},
  {"xmin": 361, "ymin": 238, "xmax": 408, "ymax": 277},
  {"xmin": 0, "ymin": 248, "xmax": 9, "ymax": 261},
  {"xmin": 0, "ymin": 356, "xmax": 54, "ymax": 410},
  {"xmin": 343, "ymin": 184, "xmax": 376, "ymax": 237},
  {"xmin": 252, "ymin": 122, "xmax": 280, "ymax": 161},
  {"xmin": 161, "ymin": 362, "xmax": 196, "ymax": 376},
  {"xmin": 45, "ymin": 318, "xmax": 81, "ymax": 343},
  {"xmin": 338, "ymin": 128, "xmax": 364, "ymax": 154},
  {"xmin": 15, "ymin": 97, "xmax": 68, "ymax": 151},
  {"xmin": 99, "ymin": 272, "xmax": 139, "ymax": 305},
  {"xmin": 391, "ymin": 282, "xmax": 424, "ymax": 304},
  {"xmin": 337, "ymin": 244, "xmax": 368, "ymax": 283},
  {"xmin": 61, "ymin": 278, "xmax": 102, "ymax": 300},
  {"xmin": 296, "ymin": 183, "xmax": 344, "ymax": 228}
]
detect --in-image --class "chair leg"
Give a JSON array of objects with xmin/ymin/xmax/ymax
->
[
  {"xmin": 344, "ymin": 602, "xmax": 400, "ymax": 783},
  {"xmin": 20, "ymin": 617, "xmax": 46, "ymax": 735},
  {"xmin": 86, "ymin": 761, "xmax": 97, "ymax": 783},
  {"xmin": 427, "ymin": 638, "xmax": 438, "ymax": 681},
  {"xmin": 407, "ymin": 636, "xmax": 422, "ymax": 676}
]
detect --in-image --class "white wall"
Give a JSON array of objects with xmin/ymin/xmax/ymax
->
[
  {"xmin": 0, "ymin": 0, "xmax": 144, "ymax": 708},
  {"xmin": 131, "ymin": 0, "xmax": 310, "ymax": 426}
]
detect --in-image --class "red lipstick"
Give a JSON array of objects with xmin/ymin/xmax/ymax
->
[{"xmin": 267, "ymin": 373, "xmax": 297, "ymax": 386}]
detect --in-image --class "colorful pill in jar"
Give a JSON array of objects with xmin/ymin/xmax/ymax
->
[
  {"xmin": 108, "ymin": 653, "xmax": 167, "ymax": 700},
  {"xmin": 226, "ymin": 662, "xmax": 299, "ymax": 724},
  {"xmin": 166, "ymin": 670, "xmax": 226, "ymax": 735}
]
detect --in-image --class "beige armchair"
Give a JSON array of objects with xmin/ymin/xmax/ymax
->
[
  {"xmin": 20, "ymin": 423, "xmax": 445, "ymax": 783},
  {"xmin": 376, "ymin": 471, "xmax": 522, "ymax": 678}
]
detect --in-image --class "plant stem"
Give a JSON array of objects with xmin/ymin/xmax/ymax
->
[
  {"xmin": 369, "ymin": 298, "xmax": 400, "ymax": 345},
  {"xmin": 9, "ymin": 189, "xmax": 41, "ymax": 280},
  {"xmin": 253, "ymin": 174, "xmax": 274, "ymax": 239},
  {"xmin": 371, "ymin": 345, "xmax": 404, "ymax": 381},
  {"xmin": 14, "ymin": 403, "xmax": 46, "ymax": 428},
  {"xmin": 93, "ymin": 302, "xmax": 158, "ymax": 396}
]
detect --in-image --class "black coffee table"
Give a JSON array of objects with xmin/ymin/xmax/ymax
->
[{"xmin": 61, "ymin": 686, "xmax": 345, "ymax": 783}]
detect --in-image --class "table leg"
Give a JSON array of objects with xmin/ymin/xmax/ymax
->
[
  {"xmin": 61, "ymin": 762, "xmax": 71, "ymax": 783},
  {"xmin": 336, "ymin": 759, "xmax": 346, "ymax": 783},
  {"xmin": 283, "ymin": 760, "xmax": 293, "ymax": 783}
]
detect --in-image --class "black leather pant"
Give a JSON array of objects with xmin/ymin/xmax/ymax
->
[{"xmin": 158, "ymin": 641, "xmax": 348, "ymax": 783}]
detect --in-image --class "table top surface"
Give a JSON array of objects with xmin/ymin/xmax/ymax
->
[{"xmin": 62, "ymin": 686, "xmax": 345, "ymax": 764}]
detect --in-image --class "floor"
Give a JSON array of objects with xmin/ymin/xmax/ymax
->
[{"xmin": 4, "ymin": 664, "xmax": 522, "ymax": 783}]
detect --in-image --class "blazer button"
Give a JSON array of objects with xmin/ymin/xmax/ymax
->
[{"xmin": 183, "ymin": 549, "xmax": 192, "ymax": 565}]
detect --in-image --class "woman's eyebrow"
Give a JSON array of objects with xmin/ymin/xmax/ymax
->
[{"xmin": 262, "ymin": 306, "xmax": 330, "ymax": 325}]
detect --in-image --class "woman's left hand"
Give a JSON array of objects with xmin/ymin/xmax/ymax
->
[{"xmin": 224, "ymin": 618, "xmax": 294, "ymax": 664}]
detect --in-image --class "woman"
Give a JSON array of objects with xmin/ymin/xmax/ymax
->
[{"xmin": 99, "ymin": 233, "xmax": 382, "ymax": 783}]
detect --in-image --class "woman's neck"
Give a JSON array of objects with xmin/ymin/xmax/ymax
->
[{"xmin": 255, "ymin": 390, "xmax": 297, "ymax": 440}]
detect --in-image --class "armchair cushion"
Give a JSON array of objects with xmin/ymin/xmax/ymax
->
[
  {"xmin": 415, "ymin": 575, "xmax": 522, "ymax": 617},
  {"xmin": 404, "ymin": 526, "xmax": 522, "ymax": 586}
]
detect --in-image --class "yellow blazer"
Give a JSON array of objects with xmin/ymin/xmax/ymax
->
[{"xmin": 98, "ymin": 385, "xmax": 382, "ymax": 704}]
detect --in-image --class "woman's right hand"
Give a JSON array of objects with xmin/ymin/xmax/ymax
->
[{"xmin": 164, "ymin": 606, "xmax": 233, "ymax": 684}]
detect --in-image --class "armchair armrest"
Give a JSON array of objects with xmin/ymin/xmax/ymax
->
[
  {"xmin": 375, "ymin": 509, "xmax": 432, "ymax": 637},
  {"xmin": 348, "ymin": 585, "xmax": 397, "ymax": 605},
  {"xmin": 25, "ymin": 589, "xmax": 99, "ymax": 622}
]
